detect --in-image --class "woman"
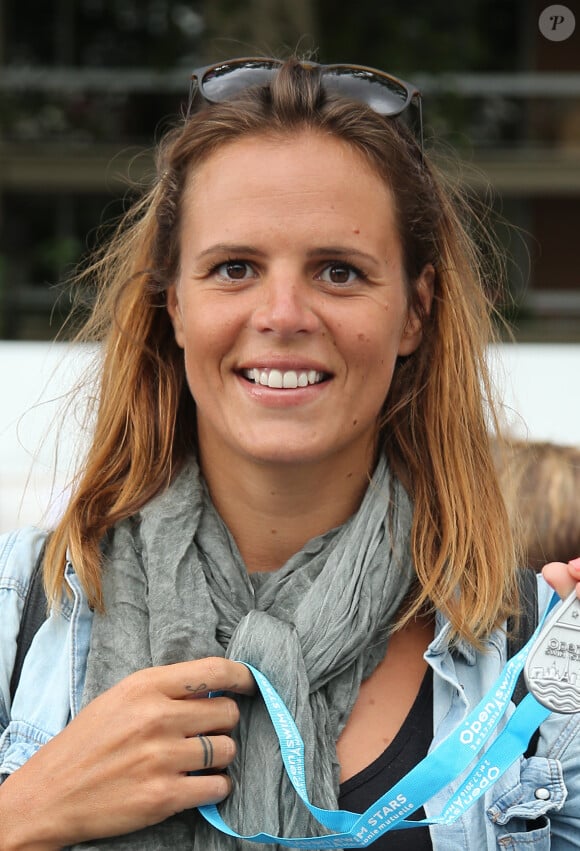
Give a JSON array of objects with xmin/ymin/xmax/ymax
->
[{"xmin": 1, "ymin": 57, "xmax": 579, "ymax": 850}]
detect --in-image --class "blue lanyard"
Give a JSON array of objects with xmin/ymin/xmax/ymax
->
[{"xmin": 199, "ymin": 591, "xmax": 559, "ymax": 847}]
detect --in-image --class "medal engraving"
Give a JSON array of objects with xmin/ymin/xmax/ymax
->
[{"xmin": 524, "ymin": 590, "xmax": 580, "ymax": 713}]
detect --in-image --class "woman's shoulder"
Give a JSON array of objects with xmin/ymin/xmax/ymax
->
[
  {"xmin": 0, "ymin": 527, "xmax": 50, "ymax": 737},
  {"xmin": 0, "ymin": 526, "xmax": 49, "ymax": 595},
  {"xmin": 0, "ymin": 526, "xmax": 93, "ymax": 774}
]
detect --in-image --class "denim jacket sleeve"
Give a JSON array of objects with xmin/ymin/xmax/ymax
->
[
  {"xmin": 0, "ymin": 526, "xmax": 93, "ymax": 778},
  {"xmin": 428, "ymin": 575, "xmax": 580, "ymax": 850}
]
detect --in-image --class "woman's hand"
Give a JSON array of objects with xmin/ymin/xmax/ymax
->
[
  {"xmin": 542, "ymin": 556, "xmax": 580, "ymax": 600},
  {"xmin": 0, "ymin": 657, "xmax": 255, "ymax": 851}
]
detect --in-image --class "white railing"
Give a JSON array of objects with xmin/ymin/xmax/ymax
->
[
  {"xmin": 1, "ymin": 341, "xmax": 579, "ymax": 533},
  {"xmin": 2, "ymin": 68, "xmax": 580, "ymax": 96}
]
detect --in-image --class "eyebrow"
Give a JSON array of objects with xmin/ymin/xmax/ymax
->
[
  {"xmin": 194, "ymin": 243, "xmax": 381, "ymax": 267},
  {"xmin": 305, "ymin": 247, "xmax": 380, "ymax": 268},
  {"xmin": 195, "ymin": 243, "xmax": 268, "ymax": 261}
]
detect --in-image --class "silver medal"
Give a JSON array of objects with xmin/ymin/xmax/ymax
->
[{"xmin": 524, "ymin": 589, "xmax": 580, "ymax": 714}]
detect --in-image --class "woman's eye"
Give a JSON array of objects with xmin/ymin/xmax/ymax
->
[
  {"xmin": 318, "ymin": 263, "xmax": 361, "ymax": 286},
  {"xmin": 215, "ymin": 260, "xmax": 253, "ymax": 280}
]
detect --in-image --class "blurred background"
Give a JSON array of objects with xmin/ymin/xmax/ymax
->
[
  {"xmin": 1, "ymin": 0, "xmax": 579, "ymax": 530},
  {"xmin": 2, "ymin": 0, "xmax": 580, "ymax": 341}
]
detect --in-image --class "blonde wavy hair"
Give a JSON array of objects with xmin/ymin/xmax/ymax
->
[{"xmin": 44, "ymin": 58, "xmax": 518, "ymax": 645}]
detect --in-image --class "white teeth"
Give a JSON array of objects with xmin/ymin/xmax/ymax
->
[
  {"xmin": 283, "ymin": 371, "xmax": 298, "ymax": 389},
  {"xmin": 268, "ymin": 369, "xmax": 283, "ymax": 388},
  {"xmin": 242, "ymin": 368, "xmax": 326, "ymax": 388}
]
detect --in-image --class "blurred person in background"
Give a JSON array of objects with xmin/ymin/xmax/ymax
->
[{"xmin": 494, "ymin": 438, "xmax": 580, "ymax": 571}]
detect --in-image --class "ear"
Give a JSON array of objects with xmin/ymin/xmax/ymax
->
[
  {"xmin": 397, "ymin": 263, "xmax": 435, "ymax": 357},
  {"xmin": 166, "ymin": 284, "xmax": 186, "ymax": 349}
]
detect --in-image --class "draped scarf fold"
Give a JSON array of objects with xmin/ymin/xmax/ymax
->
[{"xmin": 72, "ymin": 456, "xmax": 415, "ymax": 850}]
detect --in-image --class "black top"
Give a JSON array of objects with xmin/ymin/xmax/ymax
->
[{"xmin": 338, "ymin": 667, "xmax": 434, "ymax": 850}]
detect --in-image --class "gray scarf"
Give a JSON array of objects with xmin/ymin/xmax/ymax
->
[{"xmin": 72, "ymin": 455, "xmax": 414, "ymax": 850}]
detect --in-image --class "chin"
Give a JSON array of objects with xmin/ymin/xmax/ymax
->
[
  {"xmin": 246, "ymin": 447, "xmax": 326, "ymax": 467},
  {"xmin": 246, "ymin": 441, "xmax": 371, "ymax": 470},
  {"xmin": 235, "ymin": 434, "xmax": 334, "ymax": 467}
]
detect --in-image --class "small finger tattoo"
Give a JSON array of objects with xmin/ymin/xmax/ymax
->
[
  {"xmin": 197, "ymin": 734, "xmax": 214, "ymax": 769},
  {"xmin": 185, "ymin": 682, "xmax": 208, "ymax": 694}
]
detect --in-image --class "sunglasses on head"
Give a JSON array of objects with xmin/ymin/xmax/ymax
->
[{"xmin": 188, "ymin": 58, "xmax": 423, "ymax": 152}]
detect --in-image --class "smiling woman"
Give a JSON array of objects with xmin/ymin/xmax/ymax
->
[
  {"xmin": 165, "ymin": 131, "xmax": 431, "ymax": 559},
  {"xmin": 1, "ymin": 57, "xmax": 580, "ymax": 851}
]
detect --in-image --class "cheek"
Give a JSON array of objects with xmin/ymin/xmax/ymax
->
[
  {"xmin": 342, "ymin": 325, "xmax": 403, "ymax": 422},
  {"xmin": 178, "ymin": 296, "xmax": 217, "ymax": 352},
  {"xmin": 347, "ymin": 321, "xmax": 401, "ymax": 381},
  {"xmin": 179, "ymin": 303, "xmax": 239, "ymax": 387}
]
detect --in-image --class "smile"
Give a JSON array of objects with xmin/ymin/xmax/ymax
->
[{"xmin": 240, "ymin": 368, "xmax": 329, "ymax": 389}]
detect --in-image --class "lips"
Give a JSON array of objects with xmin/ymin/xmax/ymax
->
[{"xmin": 240, "ymin": 367, "xmax": 329, "ymax": 389}]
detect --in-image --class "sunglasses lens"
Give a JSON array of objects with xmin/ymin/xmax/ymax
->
[
  {"xmin": 190, "ymin": 61, "xmax": 421, "ymax": 151},
  {"xmin": 323, "ymin": 68, "xmax": 410, "ymax": 116},
  {"xmin": 201, "ymin": 60, "xmax": 278, "ymax": 102}
]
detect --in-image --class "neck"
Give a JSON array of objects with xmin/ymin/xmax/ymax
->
[{"xmin": 199, "ymin": 452, "xmax": 375, "ymax": 573}]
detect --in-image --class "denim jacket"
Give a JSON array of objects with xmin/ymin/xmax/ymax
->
[{"xmin": 1, "ymin": 525, "xmax": 580, "ymax": 850}]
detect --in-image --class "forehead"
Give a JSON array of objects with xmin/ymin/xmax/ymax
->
[{"xmin": 179, "ymin": 130, "xmax": 399, "ymax": 245}]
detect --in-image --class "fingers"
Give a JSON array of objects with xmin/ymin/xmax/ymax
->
[
  {"xmin": 194, "ymin": 735, "xmax": 236, "ymax": 771},
  {"xmin": 196, "ymin": 734, "xmax": 215, "ymax": 770},
  {"xmin": 170, "ymin": 732, "xmax": 237, "ymax": 775},
  {"xmin": 171, "ymin": 738, "xmax": 238, "ymax": 813},
  {"xmin": 153, "ymin": 657, "xmax": 256, "ymax": 700},
  {"xmin": 177, "ymin": 773, "xmax": 233, "ymax": 810},
  {"xmin": 173, "ymin": 695, "xmax": 241, "ymax": 738},
  {"xmin": 115, "ymin": 670, "xmax": 246, "ymax": 741},
  {"xmin": 542, "ymin": 557, "xmax": 580, "ymax": 600},
  {"xmin": 0, "ymin": 658, "xmax": 251, "ymax": 847},
  {"xmin": 110, "ymin": 658, "xmax": 249, "ymax": 747}
]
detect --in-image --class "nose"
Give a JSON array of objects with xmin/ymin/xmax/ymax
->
[{"xmin": 250, "ymin": 270, "xmax": 321, "ymax": 337}]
